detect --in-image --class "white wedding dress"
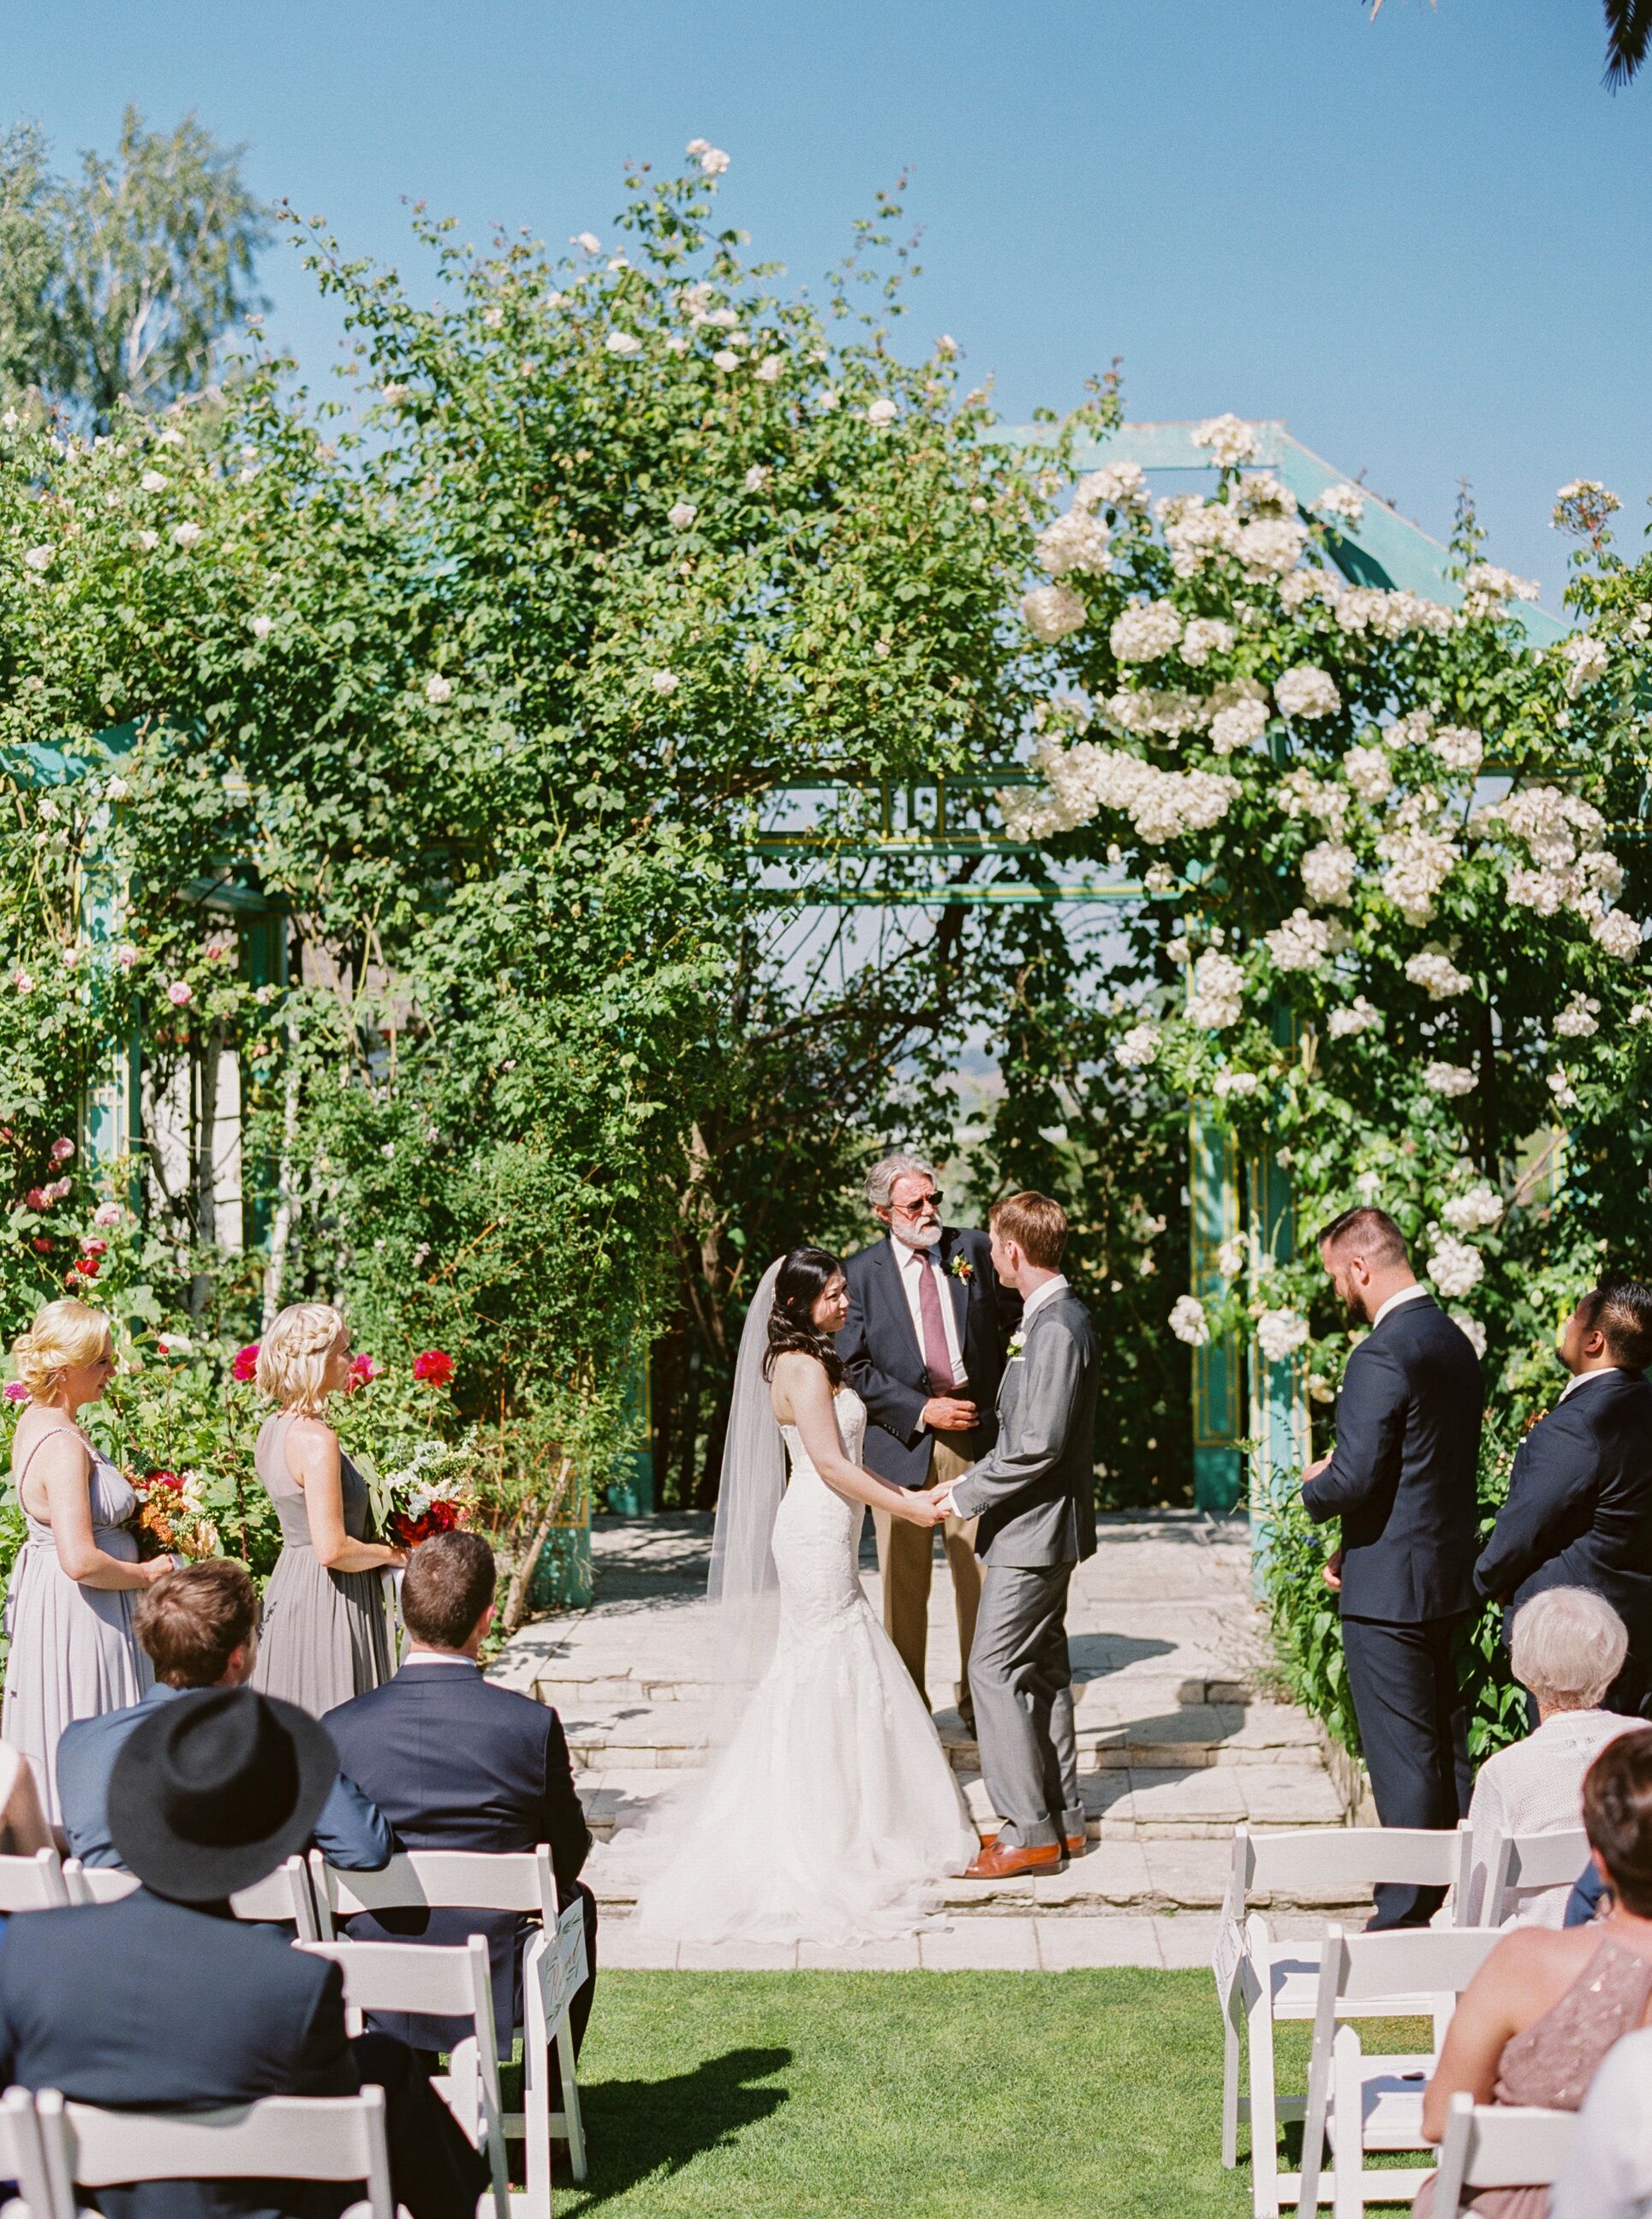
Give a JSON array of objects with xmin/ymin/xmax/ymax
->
[{"xmin": 629, "ymin": 1384, "xmax": 976, "ymax": 1947}]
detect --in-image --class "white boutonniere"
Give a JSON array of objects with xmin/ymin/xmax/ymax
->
[{"xmin": 1007, "ymin": 1328, "xmax": 1028, "ymax": 1359}]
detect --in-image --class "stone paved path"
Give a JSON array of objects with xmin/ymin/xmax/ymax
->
[{"xmin": 492, "ymin": 1510, "xmax": 1357, "ymax": 1968}]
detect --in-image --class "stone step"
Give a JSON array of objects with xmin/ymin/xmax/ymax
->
[{"xmin": 530, "ymin": 1667, "xmax": 1267, "ymax": 1711}]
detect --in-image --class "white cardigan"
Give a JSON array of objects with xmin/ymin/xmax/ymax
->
[{"xmin": 1463, "ymin": 1708, "xmax": 1640, "ymax": 1926}]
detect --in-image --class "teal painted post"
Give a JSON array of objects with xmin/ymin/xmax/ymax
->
[
  {"xmin": 605, "ymin": 1348, "xmax": 656, "ymax": 1517},
  {"xmin": 237, "ymin": 914, "xmax": 288, "ymax": 1254},
  {"xmin": 1246, "ymin": 1144, "xmax": 1309, "ymax": 1549},
  {"xmin": 1188, "ymin": 1112, "xmax": 1243, "ymax": 1513}
]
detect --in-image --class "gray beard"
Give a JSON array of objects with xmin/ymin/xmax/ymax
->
[{"xmin": 892, "ymin": 1223, "xmax": 943, "ymax": 1252}]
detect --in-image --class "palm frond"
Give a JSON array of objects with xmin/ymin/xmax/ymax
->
[{"xmin": 1604, "ymin": 0, "xmax": 1652, "ymax": 86}]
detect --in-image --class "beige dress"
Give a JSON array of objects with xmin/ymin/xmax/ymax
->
[
  {"xmin": 1415, "ymin": 1935, "xmax": 1652, "ymax": 2218},
  {"xmin": 249, "ymin": 1411, "xmax": 393, "ymax": 1718}
]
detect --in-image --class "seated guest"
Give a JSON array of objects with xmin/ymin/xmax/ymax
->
[
  {"xmin": 1460, "ymin": 1588, "xmax": 1637, "ymax": 1925},
  {"xmin": 56, "ymin": 1558, "xmax": 392, "ymax": 1873},
  {"xmin": 1476, "ymin": 1278, "xmax": 1652, "ymax": 1717},
  {"xmin": 0, "ymin": 1685, "xmax": 484, "ymax": 2219},
  {"xmin": 1550, "ymin": 2022, "xmax": 1652, "ymax": 2218},
  {"xmin": 326, "ymin": 1530, "xmax": 596, "ymax": 2060},
  {"xmin": 1416, "ymin": 1727, "xmax": 1652, "ymax": 2216}
]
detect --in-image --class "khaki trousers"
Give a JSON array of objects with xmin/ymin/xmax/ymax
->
[{"xmin": 872, "ymin": 1436, "xmax": 982, "ymax": 1716}]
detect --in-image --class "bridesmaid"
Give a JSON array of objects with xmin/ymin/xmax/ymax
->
[
  {"xmin": 251, "ymin": 1303, "xmax": 406, "ymax": 1715},
  {"xmin": 2, "ymin": 1299, "xmax": 170, "ymax": 1821}
]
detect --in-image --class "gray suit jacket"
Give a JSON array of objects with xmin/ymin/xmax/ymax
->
[{"xmin": 949, "ymin": 1287, "xmax": 1099, "ymax": 1567}]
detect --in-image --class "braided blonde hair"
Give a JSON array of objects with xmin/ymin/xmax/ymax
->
[
  {"xmin": 12, "ymin": 1299, "xmax": 112, "ymax": 1400},
  {"xmin": 255, "ymin": 1303, "xmax": 347, "ymax": 1416}
]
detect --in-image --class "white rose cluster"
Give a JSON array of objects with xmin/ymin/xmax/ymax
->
[
  {"xmin": 1185, "ymin": 948, "xmax": 1246, "ymax": 1029},
  {"xmin": 1106, "ymin": 688, "xmax": 1206, "ymax": 739},
  {"xmin": 1404, "ymin": 946, "xmax": 1472, "ymax": 1000},
  {"xmin": 1020, "ymin": 583, "xmax": 1088, "ymax": 643},
  {"xmin": 1192, "ymin": 413, "xmax": 1260, "ymax": 468},
  {"xmin": 1162, "ymin": 498, "xmax": 1241, "ymax": 576},
  {"xmin": 1554, "ymin": 992, "xmax": 1601, "ymax": 1038},
  {"xmin": 999, "ymin": 741, "xmax": 1238, "ymax": 844},
  {"xmin": 1451, "ymin": 1311, "xmax": 1488, "ymax": 1360},
  {"xmin": 1463, "ymin": 561, "xmax": 1542, "ymax": 616},
  {"xmin": 1274, "ymin": 665, "xmax": 1341, "ymax": 721},
  {"xmin": 1077, "ymin": 461, "xmax": 1148, "ymax": 511},
  {"xmin": 1327, "ymin": 583, "xmax": 1454, "ymax": 638},
  {"xmin": 1426, "ymin": 1235, "xmax": 1485, "ymax": 1299},
  {"xmin": 1482, "ymin": 787, "xmax": 1624, "ymax": 919},
  {"xmin": 1423, "ymin": 1060, "xmax": 1478, "ymax": 1097},
  {"xmin": 1215, "ymin": 1235, "xmax": 1246, "ymax": 1279},
  {"xmin": 1035, "ymin": 505, "xmax": 1112, "ymax": 577},
  {"xmin": 1316, "ymin": 481, "xmax": 1366, "ymax": 525},
  {"xmin": 1114, "ymin": 1020, "xmax": 1160, "ymax": 1070},
  {"xmin": 1327, "ymin": 995, "xmax": 1382, "ymax": 1038},
  {"xmin": 1236, "ymin": 516, "xmax": 1308, "ymax": 579},
  {"xmin": 1110, "ymin": 600, "xmax": 1184, "ymax": 662},
  {"xmin": 1214, "ymin": 1069, "xmax": 1260, "ymax": 1099},
  {"xmin": 1561, "ymin": 634, "xmax": 1610, "ymax": 698},
  {"xmin": 1594, "ymin": 909, "xmax": 1644, "ymax": 958},
  {"xmin": 1180, "ymin": 617, "xmax": 1234, "ymax": 667},
  {"xmin": 1301, "ymin": 841, "xmax": 1357, "ymax": 908},
  {"xmin": 1264, "ymin": 908, "xmax": 1342, "ymax": 973},
  {"xmin": 1441, "ymin": 1182, "xmax": 1502, "ymax": 1234},
  {"xmin": 1208, "ymin": 693, "xmax": 1270, "ymax": 755},
  {"xmin": 1341, "ymin": 745, "xmax": 1392, "ymax": 805},
  {"xmin": 1169, "ymin": 1294, "xmax": 1211, "ymax": 1347},
  {"xmin": 1255, "ymin": 1309, "xmax": 1309, "ymax": 1365},
  {"xmin": 1432, "ymin": 725, "xmax": 1484, "ymax": 775},
  {"xmin": 1376, "ymin": 825, "xmax": 1460, "ymax": 925}
]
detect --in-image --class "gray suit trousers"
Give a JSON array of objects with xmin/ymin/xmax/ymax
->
[{"xmin": 969, "ymin": 1560, "xmax": 1083, "ymax": 1849}]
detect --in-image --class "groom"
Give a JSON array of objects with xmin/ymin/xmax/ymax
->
[{"xmin": 930, "ymin": 1191, "xmax": 1098, "ymax": 1880}]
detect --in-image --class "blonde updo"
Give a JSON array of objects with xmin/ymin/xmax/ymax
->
[
  {"xmin": 255, "ymin": 1303, "xmax": 347, "ymax": 1416},
  {"xmin": 12, "ymin": 1299, "xmax": 113, "ymax": 1400}
]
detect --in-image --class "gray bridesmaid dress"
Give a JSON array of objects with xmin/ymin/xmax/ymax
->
[{"xmin": 250, "ymin": 1410, "xmax": 394, "ymax": 1717}]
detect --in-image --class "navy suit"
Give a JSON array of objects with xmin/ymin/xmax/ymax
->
[
  {"xmin": 57, "ymin": 1682, "xmax": 393, "ymax": 1874},
  {"xmin": 1303, "ymin": 1290, "xmax": 1484, "ymax": 1926},
  {"xmin": 838, "ymin": 1226, "xmax": 1020, "ymax": 1487},
  {"xmin": 325, "ymin": 1658, "xmax": 594, "ymax": 2055},
  {"xmin": 0, "ymin": 1888, "xmax": 482, "ymax": 2219},
  {"xmin": 1474, "ymin": 1368, "xmax": 1652, "ymax": 1716}
]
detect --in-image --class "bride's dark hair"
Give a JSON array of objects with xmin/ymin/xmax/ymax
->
[{"xmin": 762, "ymin": 1246, "xmax": 846, "ymax": 1386}]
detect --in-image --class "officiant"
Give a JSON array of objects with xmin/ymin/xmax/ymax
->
[{"xmin": 839, "ymin": 1154, "xmax": 1021, "ymax": 1733}]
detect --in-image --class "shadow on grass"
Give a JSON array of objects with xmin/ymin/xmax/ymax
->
[{"xmin": 566, "ymin": 2043, "xmax": 792, "ymax": 2208}]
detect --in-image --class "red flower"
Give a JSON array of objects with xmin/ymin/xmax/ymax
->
[
  {"xmin": 30, "ymin": 1237, "xmax": 52, "ymax": 1255},
  {"xmin": 349, "ymin": 1352, "xmax": 381, "ymax": 1390},
  {"xmin": 24, "ymin": 1188, "xmax": 48, "ymax": 1212},
  {"xmin": 71, "ymin": 1254, "xmax": 100, "ymax": 1278},
  {"xmin": 411, "ymin": 1349, "xmax": 454, "ymax": 1388},
  {"xmin": 231, "ymin": 1343, "xmax": 259, "ymax": 1383},
  {"xmin": 146, "ymin": 1470, "xmax": 182, "ymax": 1493},
  {"xmin": 388, "ymin": 1498, "xmax": 462, "ymax": 1548}
]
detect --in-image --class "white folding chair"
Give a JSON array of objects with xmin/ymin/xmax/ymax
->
[
  {"xmin": 1428, "ymin": 2091, "xmax": 1575, "ymax": 2216},
  {"xmin": 0, "ymin": 1849, "xmax": 69, "ymax": 1914},
  {"xmin": 0, "ymin": 2085, "xmax": 55, "ymax": 2218},
  {"xmin": 1482, "ymin": 1828, "xmax": 1590, "ymax": 1930},
  {"xmin": 34, "ymin": 2084, "xmax": 395, "ymax": 2219},
  {"xmin": 300, "ymin": 1933, "xmax": 509, "ymax": 2219},
  {"xmin": 1297, "ymin": 1924, "xmax": 1506, "ymax": 2216},
  {"xmin": 61, "ymin": 1855, "xmax": 318, "ymax": 1936},
  {"xmin": 1214, "ymin": 1823, "xmax": 1474, "ymax": 2217},
  {"xmin": 520, "ymin": 1894, "xmax": 592, "ymax": 2219},
  {"xmin": 312, "ymin": 1841, "xmax": 587, "ymax": 2204}
]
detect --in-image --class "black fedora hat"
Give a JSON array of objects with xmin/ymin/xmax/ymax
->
[{"xmin": 108, "ymin": 1687, "xmax": 337, "ymax": 1903}]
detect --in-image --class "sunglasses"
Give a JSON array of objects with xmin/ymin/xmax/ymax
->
[{"xmin": 890, "ymin": 1190, "xmax": 943, "ymax": 1217}]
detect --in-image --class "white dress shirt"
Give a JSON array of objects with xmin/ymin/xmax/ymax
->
[
  {"xmin": 893, "ymin": 1237, "xmax": 967, "ymax": 1388},
  {"xmin": 1560, "ymin": 1364, "xmax": 1624, "ymax": 1403},
  {"xmin": 1373, "ymin": 1282, "xmax": 1430, "ymax": 1330},
  {"xmin": 1017, "ymin": 1274, "xmax": 1070, "ymax": 1328},
  {"xmin": 1459, "ymin": 1707, "xmax": 1640, "ymax": 1926},
  {"xmin": 1550, "ymin": 2023, "xmax": 1652, "ymax": 2219}
]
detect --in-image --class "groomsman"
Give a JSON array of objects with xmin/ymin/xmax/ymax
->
[
  {"xmin": 1301, "ymin": 1206, "xmax": 1483, "ymax": 1929},
  {"xmin": 839, "ymin": 1152, "xmax": 1020, "ymax": 1729},
  {"xmin": 1476, "ymin": 1277, "xmax": 1652, "ymax": 1716}
]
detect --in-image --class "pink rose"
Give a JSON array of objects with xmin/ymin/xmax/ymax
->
[
  {"xmin": 81, "ymin": 1238, "xmax": 109, "ymax": 1257},
  {"xmin": 166, "ymin": 981, "xmax": 193, "ymax": 1007},
  {"xmin": 24, "ymin": 1188, "xmax": 48, "ymax": 1212},
  {"xmin": 3, "ymin": 1382, "xmax": 27, "ymax": 1404},
  {"xmin": 50, "ymin": 1137, "xmax": 74, "ymax": 1163},
  {"xmin": 46, "ymin": 1178, "xmax": 71, "ymax": 1202},
  {"xmin": 115, "ymin": 945, "xmax": 139, "ymax": 969},
  {"xmin": 92, "ymin": 1202, "xmax": 123, "ymax": 1227}
]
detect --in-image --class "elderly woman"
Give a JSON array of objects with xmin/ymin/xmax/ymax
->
[
  {"xmin": 1419, "ymin": 1727, "xmax": 1652, "ymax": 2216},
  {"xmin": 1460, "ymin": 1586, "xmax": 1637, "ymax": 1925},
  {"xmin": 250, "ymin": 1303, "xmax": 406, "ymax": 1717}
]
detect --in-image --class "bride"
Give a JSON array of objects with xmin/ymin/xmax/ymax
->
[{"xmin": 630, "ymin": 1246, "xmax": 978, "ymax": 1946}]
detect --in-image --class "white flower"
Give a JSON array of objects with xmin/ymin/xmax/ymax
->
[
  {"xmin": 1186, "ymin": 948, "xmax": 1246, "ymax": 1029},
  {"xmin": 1077, "ymin": 461, "xmax": 1148, "ymax": 511},
  {"xmin": 1548, "ymin": 1066, "xmax": 1579, "ymax": 1109},
  {"xmin": 172, "ymin": 522, "xmax": 203, "ymax": 548},
  {"xmin": 140, "ymin": 470, "xmax": 168, "ymax": 492},
  {"xmin": 936, "ymin": 334, "xmax": 958, "ymax": 357},
  {"xmin": 573, "ymin": 231, "xmax": 600, "ymax": 254},
  {"xmin": 1561, "ymin": 634, "xmax": 1610, "ymax": 698},
  {"xmin": 1441, "ymin": 1182, "xmax": 1503, "ymax": 1234},
  {"xmin": 1162, "ymin": 498, "xmax": 1242, "ymax": 575},
  {"xmin": 1274, "ymin": 665, "xmax": 1341, "ymax": 720},
  {"xmin": 1432, "ymin": 724, "xmax": 1484, "ymax": 774},
  {"xmin": 134, "ymin": 529, "xmax": 158, "ymax": 552},
  {"xmin": 1115, "ymin": 1020, "xmax": 1160, "ymax": 1069},
  {"xmin": 103, "ymin": 776, "xmax": 128, "ymax": 802},
  {"xmin": 1278, "ymin": 570, "xmax": 1321, "ymax": 610},
  {"xmin": 605, "ymin": 330, "xmax": 641, "ymax": 357},
  {"xmin": 1450, "ymin": 1310, "xmax": 1488, "ymax": 1360},
  {"xmin": 1302, "ymin": 842, "xmax": 1357, "ymax": 908},
  {"xmin": 743, "ymin": 464, "xmax": 768, "ymax": 493},
  {"xmin": 1110, "ymin": 600, "xmax": 1183, "ymax": 662},
  {"xmin": 1142, "ymin": 862, "xmax": 1175, "ymax": 894},
  {"xmin": 1464, "ymin": 561, "xmax": 1541, "ymax": 611},
  {"xmin": 1265, "ymin": 908, "xmax": 1339, "ymax": 973},
  {"xmin": 1426, "ymin": 1235, "xmax": 1485, "ymax": 1299},
  {"xmin": 1554, "ymin": 992, "xmax": 1601, "ymax": 1038},
  {"xmin": 686, "ymin": 139, "xmax": 710, "ymax": 156},
  {"xmin": 1236, "ymin": 516, "xmax": 1307, "ymax": 579},
  {"xmin": 1169, "ymin": 1294, "xmax": 1211, "ymax": 1347},
  {"xmin": 1020, "ymin": 583, "xmax": 1088, "ymax": 643},
  {"xmin": 712, "ymin": 348, "xmax": 739, "ymax": 372},
  {"xmin": 665, "ymin": 334, "xmax": 689, "ymax": 355},
  {"xmin": 1342, "ymin": 744, "xmax": 1393, "ymax": 805},
  {"xmin": 1405, "ymin": 946, "xmax": 1473, "ymax": 1000},
  {"xmin": 1256, "ymin": 1309, "xmax": 1309, "ymax": 1364},
  {"xmin": 156, "ymin": 427, "xmax": 184, "ymax": 447},
  {"xmin": 21, "ymin": 544, "xmax": 52, "ymax": 572},
  {"xmin": 157, "ymin": 1332, "xmax": 194, "ymax": 1357},
  {"xmin": 1209, "ymin": 695, "xmax": 1270, "ymax": 755},
  {"xmin": 1423, "ymin": 1060, "xmax": 1478, "ymax": 1097},
  {"xmin": 381, "ymin": 382, "xmax": 410, "ymax": 403},
  {"xmin": 865, "ymin": 396, "xmax": 899, "ymax": 428},
  {"xmin": 699, "ymin": 146, "xmax": 731, "ymax": 176},
  {"xmin": 754, "ymin": 354, "xmax": 783, "ymax": 384},
  {"xmin": 1193, "ymin": 413, "xmax": 1260, "ymax": 468},
  {"xmin": 1593, "ymin": 909, "xmax": 1643, "ymax": 958},
  {"xmin": 11, "ymin": 969, "xmax": 34, "ymax": 995},
  {"xmin": 1316, "ymin": 481, "xmax": 1366, "ymax": 525},
  {"xmin": 651, "ymin": 669, "xmax": 680, "ymax": 695},
  {"xmin": 1035, "ymin": 507, "xmax": 1112, "ymax": 578},
  {"xmin": 668, "ymin": 500, "xmax": 698, "ymax": 528},
  {"xmin": 425, "ymin": 674, "xmax": 452, "ymax": 705},
  {"xmin": 1216, "ymin": 1235, "xmax": 1246, "ymax": 1280},
  {"xmin": 248, "ymin": 614, "xmax": 274, "ymax": 641},
  {"xmin": 1214, "ymin": 1069, "xmax": 1260, "ymax": 1098},
  {"xmin": 1377, "ymin": 825, "xmax": 1459, "ymax": 924},
  {"xmin": 998, "ymin": 738, "xmax": 1237, "ymax": 844},
  {"xmin": 1180, "ymin": 617, "xmax": 1233, "ymax": 667}
]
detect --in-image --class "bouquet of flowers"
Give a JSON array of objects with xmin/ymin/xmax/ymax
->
[
  {"xmin": 371, "ymin": 1437, "xmax": 476, "ymax": 1549},
  {"xmin": 132, "ymin": 1470, "xmax": 223, "ymax": 1561}
]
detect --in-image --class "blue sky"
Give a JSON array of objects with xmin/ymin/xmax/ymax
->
[{"xmin": 7, "ymin": 0, "xmax": 1649, "ymax": 604}]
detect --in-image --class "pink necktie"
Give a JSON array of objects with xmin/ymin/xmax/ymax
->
[{"xmin": 917, "ymin": 1252, "xmax": 955, "ymax": 1395}]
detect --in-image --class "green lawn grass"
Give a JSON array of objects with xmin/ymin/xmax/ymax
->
[{"xmin": 557, "ymin": 1970, "xmax": 1432, "ymax": 2219}]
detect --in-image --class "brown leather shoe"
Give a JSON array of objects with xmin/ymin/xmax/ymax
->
[
  {"xmin": 963, "ymin": 1838, "xmax": 1065, "ymax": 1880},
  {"xmin": 982, "ymin": 1827, "xmax": 1086, "ymax": 1859}
]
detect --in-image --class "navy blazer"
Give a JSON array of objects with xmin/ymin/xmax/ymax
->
[
  {"xmin": 57, "ymin": 1682, "xmax": 393, "ymax": 1875},
  {"xmin": 0, "ymin": 1888, "xmax": 355, "ymax": 2219},
  {"xmin": 325, "ymin": 1659, "xmax": 590, "ymax": 2049},
  {"xmin": 838, "ymin": 1226, "xmax": 1021, "ymax": 1488},
  {"xmin": 1302, "ymin": 1291, "xmax": 1484, "ymax": 1624},
  {"xmin": 1474, "ymin": 1368, "xmax": 1652, "ymax": 1650}
]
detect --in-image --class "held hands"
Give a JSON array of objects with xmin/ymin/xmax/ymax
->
[
  {"xmin": 905, "ymin": 1482, "xmax": 953, "ymax": 1528},
  {"xmin": 921, "ymin": 1396, "xmax": 979, "ymax": 1434}
]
